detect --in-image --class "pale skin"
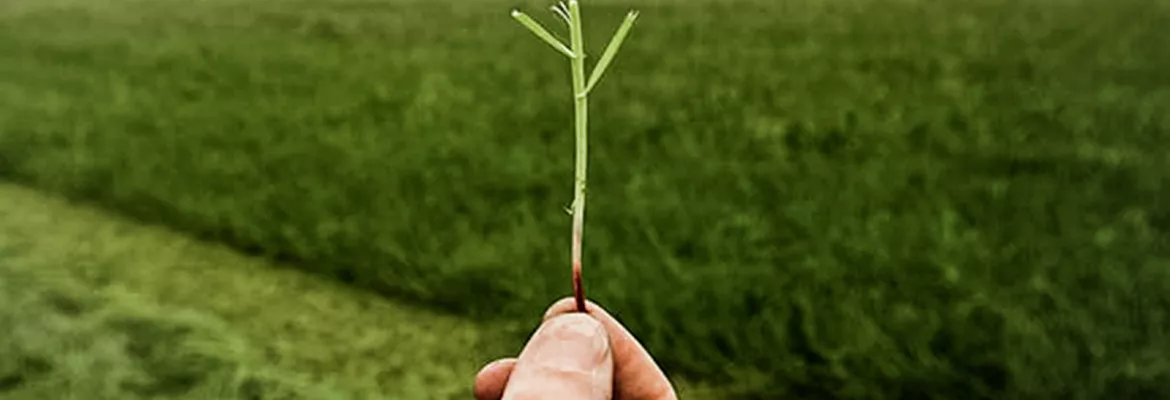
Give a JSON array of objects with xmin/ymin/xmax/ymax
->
[{"xmin": 474, "ymin": 297, "xmax": 678, "ymax": 400}]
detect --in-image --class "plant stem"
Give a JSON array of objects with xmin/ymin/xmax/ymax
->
[
  {"xmin": 511, "ymin": 1, "xmax": 637, "ymax": 314},
  {"xmin": 567, "ymin": 0, "xmax": 588, "ymax": 313}
]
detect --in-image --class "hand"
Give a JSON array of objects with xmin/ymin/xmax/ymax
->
[{"xmin": 474, "ymin": 297, "xmax": 678, "ymax": 400}]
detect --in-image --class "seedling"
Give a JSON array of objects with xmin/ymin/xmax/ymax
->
[{"xmin": 511, "ymin": 1, "xmax": 639, "ymax": 313}]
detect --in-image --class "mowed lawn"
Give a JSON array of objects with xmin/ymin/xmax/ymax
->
[
  {"xmin": 0, "ymin": 183, "xmax": 727, "ymax": 399},
  {"xmin": 2, "ymin": 0, "xmax": 1170, "ymax": 398}
]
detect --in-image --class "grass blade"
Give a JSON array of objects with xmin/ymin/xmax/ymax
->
[
  {"xmin": 583, "ymin": 10, "xmax": 639, "ymax": 94},
  {"xmin": 511, "ymin": 10, "xmax": 577, "ymax": 58}
]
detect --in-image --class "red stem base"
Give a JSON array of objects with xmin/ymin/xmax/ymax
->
[{"xmin": 572, "ymin": 261, "xmax": 586, "ymax": 313}]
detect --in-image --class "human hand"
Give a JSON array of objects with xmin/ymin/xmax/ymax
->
[{"xmin": 474, "ymin": 297, "xmax": 678, "ymax": 400}]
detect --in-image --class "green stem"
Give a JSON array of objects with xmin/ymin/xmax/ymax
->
[
  {"xmin": 510, "ymin": 1, "xmax": 638, "ymax": 314},
  {"xmin": 568, "ymin": 0, "xmax": 588, "ymax": 313}
]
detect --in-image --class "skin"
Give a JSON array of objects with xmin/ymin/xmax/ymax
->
[{"xmin": 474, "ymin": 297, "xmax": 678, "ymax": 400}]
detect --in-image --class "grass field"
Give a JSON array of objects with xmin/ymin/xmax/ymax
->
[
  {"xmin": 0, "ymin": 182, "xmax": 498, "ymax": 399},
  {"xmin": 2, "ymin": 0, "xmax": 1169, "ymax": 398},
  {"xmin": 0, "ymin": 183, "xmax": 728, "ymax": 399}
]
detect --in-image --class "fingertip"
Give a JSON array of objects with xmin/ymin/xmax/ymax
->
[
  {"xmin": 544, "ymin": 296, "xmax": 605, "ymax": 320},
  {"xmin": 504, "ymin": 313, "xmax": 614, "ymax": 399},
  {"xmin": 543, "ymin": 297, "xmax": 678, "ymax": 399},
  {"xmin": 543, "ymin": 297, "xmax": 579, "ymax": 319},
  {"xmin": 474, "ymin": 358, "xmax": 516, "ymax": 400}
]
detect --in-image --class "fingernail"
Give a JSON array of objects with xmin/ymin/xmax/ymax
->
[{"xmin": 534, "ymin": 313, "xmax": 608, "ymax": 372}]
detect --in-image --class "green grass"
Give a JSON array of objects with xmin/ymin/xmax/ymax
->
[
  {"xmin": 0, "ymin": 183, "xmax": 728, "ymax": 399},
  {"xmin": 0, "ymin": 182, "xmax": 493, "ymax": 399},
  {"xmin": 1, "ymin": 0, "xmax": 1169, "ymax": 397}
]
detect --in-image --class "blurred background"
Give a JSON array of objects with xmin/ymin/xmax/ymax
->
[{"xmin": 1, "ymin": 0, "xmax": 1168, "ymax": 398}]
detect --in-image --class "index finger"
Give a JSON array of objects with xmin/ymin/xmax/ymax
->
[{"xmin": 544, "ymin": 297, "xmax": 678, "ymax": 400}]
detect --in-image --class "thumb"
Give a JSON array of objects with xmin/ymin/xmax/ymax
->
[{"xmin": 503, "ymin": 313, "xmax": 614, "ymax": 400}]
